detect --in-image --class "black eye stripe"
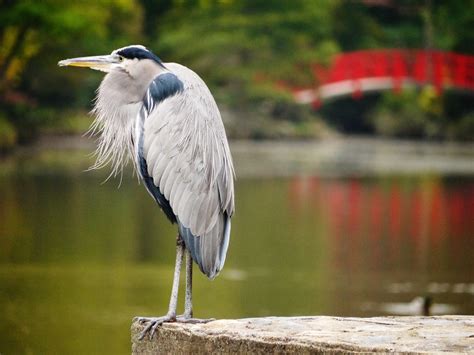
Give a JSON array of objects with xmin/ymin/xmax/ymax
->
[{"xmin": 116, "ymin": 47, "xmax": 162, "ymax": 64}]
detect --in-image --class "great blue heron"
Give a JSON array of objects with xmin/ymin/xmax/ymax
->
[{"xmin": 58, "ymin": 45, "xmax": 235, "ymax": 338}]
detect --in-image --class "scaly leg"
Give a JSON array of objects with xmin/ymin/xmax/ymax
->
[
  {"xmin": 184, "ymin": 248, "xmax": 193, "ymax": 318},
  {"xmin": 137, "ymin": 235, "xmax": 184, "ymax": 340},
  {"xmin": 176, "ymin": 248, "xmax": 215, "ymax": 324},
  {"xmin": 136, "ymin": 236, "xmax": 215, "ymax": 340}
]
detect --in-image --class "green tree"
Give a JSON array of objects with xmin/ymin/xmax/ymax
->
[
  {"xmin": 0, "ymin": 0, "xmax": 141, "ymax": 144},
  {"xmin": 147, "ymin": 0, "xmax": 338, "ymax": 137}
]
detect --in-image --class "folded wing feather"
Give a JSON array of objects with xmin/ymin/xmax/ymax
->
[{"xmin": 140, "ymin": 63, "xmax": 234, "ymax": 278}]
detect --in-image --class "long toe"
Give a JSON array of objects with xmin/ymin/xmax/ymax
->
[
  {"xmin": 137, "ymin": 315, "xmax": 176, "ymax": 340},
  {"xmin": 175, "ymin": 315, "xmax": 215, "ymax": 324}
]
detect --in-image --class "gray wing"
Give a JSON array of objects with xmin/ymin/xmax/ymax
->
[{"xmin": 137, "ymin": 63, "xmax": 234, "ymax": 279}]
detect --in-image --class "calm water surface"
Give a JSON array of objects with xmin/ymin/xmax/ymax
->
[{"xmin": 0, "ymin": 138, "xmax": 473, "ymax": 354}]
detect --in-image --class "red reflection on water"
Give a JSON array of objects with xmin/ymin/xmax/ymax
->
[
  {"xmin": 348, "ymin": 180, "xmax": 362, "ymax": 238},
  {"xmin": 409, "ymin": 189, "xmax": 423, "ymax": 242},
  {"xmin": 369, "ymin": 188, "xmax": 384, "ymax": 241},
  {"xmin": 388, "ymin": 186, "xmax": 402, "ymax": 240},
  {"xmin": 449, "ymin": 192, "xmax": 464, "ymax": 237},
  {"xmin": 429, "ymin": 184, "xmax": 444, "ymax": 245},
  {"xmin": 326, "ymin": 181, "xmax": 347, "ymax": 241},
  {"xmin": 289, "ymin": 177, "xmax": 474, "ymax": 259}
]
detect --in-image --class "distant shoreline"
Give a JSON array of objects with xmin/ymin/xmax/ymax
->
[{"xmin": 7, "ymin": 134, "xmax": 471, "ymax": 178}]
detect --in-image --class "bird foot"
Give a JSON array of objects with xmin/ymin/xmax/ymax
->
[
  {"xmin": 176, "ymin": 315, "xmax": 215, "ymax": 324},
  {"xmin": 135, "ymin": 315, "xmax": 215, "ymax": 340},
  {"xmin": 136, "ymin": 314, "xmax": 176, "ymax": 340}
]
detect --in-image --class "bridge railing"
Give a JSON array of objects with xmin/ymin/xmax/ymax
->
[{"xmin": 295, "ymin": 49, "xmax": 474, "ymax": 106}]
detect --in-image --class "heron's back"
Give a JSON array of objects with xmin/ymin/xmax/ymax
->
[{"xmin": 137, "ymin": 63, "xmax": 234, "ymax": 278}]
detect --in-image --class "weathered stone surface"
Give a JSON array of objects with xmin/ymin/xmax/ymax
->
[{"xmin": 131, "ymin": 316, "xmax": 474, "ymax": 354}]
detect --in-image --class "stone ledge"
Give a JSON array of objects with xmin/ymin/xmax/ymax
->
[{"xmin": 131, "ymin": 316, "xmax": 474, "ymax": 354}]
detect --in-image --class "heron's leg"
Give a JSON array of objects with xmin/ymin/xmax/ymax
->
[
  {"xmin": 165, "ymin": 235, "xmax": 185, "ymax": 317},
  {"xmin": 175, "ymin": 247, "xmax": 215, "ymax": 324},
  {"xmin": 183, "ymin": 248, "xmax": 193, "ymax": 319},
  {"xmin": 137, "ymin": 234, "xmax": 184, "ymax": 340}
]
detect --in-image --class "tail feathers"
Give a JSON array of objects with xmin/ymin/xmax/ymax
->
[{"xmin": 178, "ymin": 212, "xmax": 231, "ymax": 279}]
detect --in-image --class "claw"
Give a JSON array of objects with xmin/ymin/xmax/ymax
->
[
  {"xmin": 137, "ymin": 315, "xmax": 176, "ymax": 340},
  {"xmin": 136, "ymin": 315, "xmax": 215, "ymax": 340}
]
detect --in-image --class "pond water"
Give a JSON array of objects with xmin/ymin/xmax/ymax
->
[{"xmin": 0, "ymin": 137, "xmax": 473, "ymax": 354}]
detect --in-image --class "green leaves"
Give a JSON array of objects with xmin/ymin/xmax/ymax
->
[
  {"xmin": 151, "ymin": 0, "xmax": 339, "ymax": 120},
  {"xmin": 0, "ymin": 0, "xmax": 141, "ymax": 142}
]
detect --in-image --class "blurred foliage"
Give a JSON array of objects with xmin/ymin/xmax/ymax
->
[
  {"xmin": 0, "ymin": 0, "xmax": 473, "ymax": 146},
  {"xmin": 369, "ymin": 89, "xmax": 442, "ymax": 139},
  {"xmin": 0, "ymin": 113, "xmax": 17, "ymax": 151},
  {"xmin": 0, "ymin": 0, "xmax": 142, "ymax": 145},
  {"xmin": 332, "ymin": 0, "xmax": 473, "ymax": 54},
  {"xmin": 153, "ymin": 1, "xmax": 338, "ymax": 91}
]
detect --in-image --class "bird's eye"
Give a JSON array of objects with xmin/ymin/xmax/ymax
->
[{"xmin": 118, "ymin": 56, "xmax": 125, "ymax": 62}]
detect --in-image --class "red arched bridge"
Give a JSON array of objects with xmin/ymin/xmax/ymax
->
[{"xmin": 291, "ymin": 49, "xmax": 474, "ymax": 108}]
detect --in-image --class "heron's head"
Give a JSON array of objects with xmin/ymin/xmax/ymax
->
[
  {"xmin": 58, "ymin": 46, "xmax": 167, "ymax": 178},
  {"xmin": 58, "ymin": 45, "xmax": 164, "ymax": 73}
]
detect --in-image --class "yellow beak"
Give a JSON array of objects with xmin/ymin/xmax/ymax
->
[{"xmin": 58, "ymin": 55, "xmax": 120, "ymax": 72}]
